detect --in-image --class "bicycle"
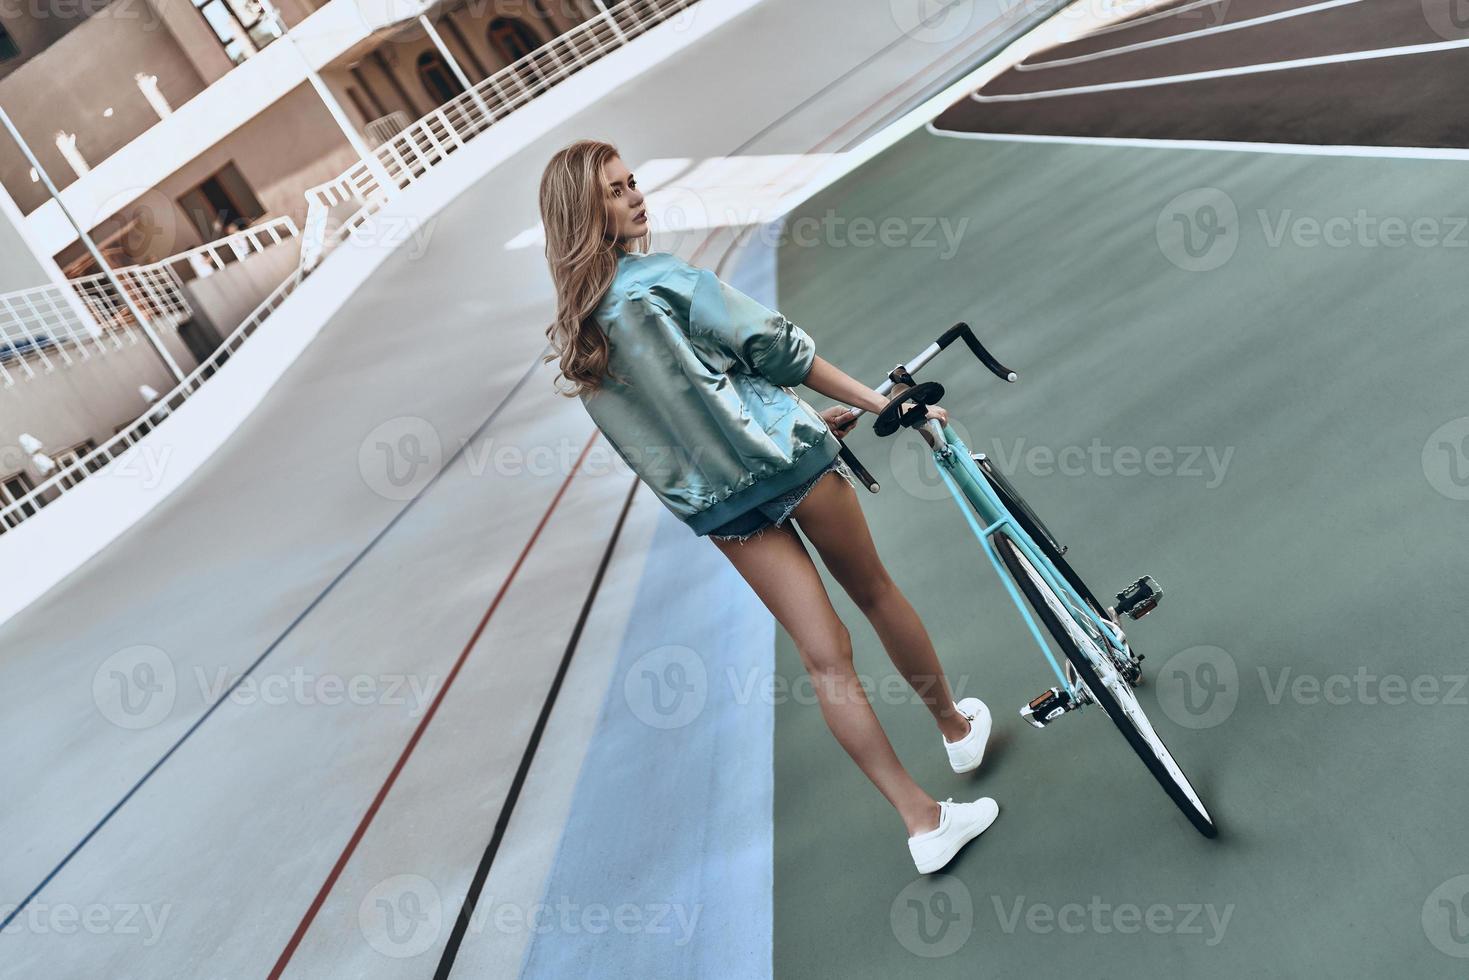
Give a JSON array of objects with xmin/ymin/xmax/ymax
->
[{"xmin": 831, "ymin": 323, "xmax": 1218, "ymax": 838}]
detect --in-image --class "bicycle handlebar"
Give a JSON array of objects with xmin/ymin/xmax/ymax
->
[
  {"xmin": 828, "ymin": 322, "xmax": 1016, "ymax": 492},
  {"xmin": 854, "ymin": 321, "xmax": 1016, "ymax": 414}
]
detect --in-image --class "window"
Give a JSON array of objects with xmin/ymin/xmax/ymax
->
[
  {"xmin": 0, "ymin": 23, "xmax": 19, "ymax": 62},
  {"xmin": 416, "ymin": 51, "xmax": 465, "ymax": 105},
  {"xmin": 487, "ymin": 17, "xmax": 543, "ymax": 64},
  {"xmin": 191, "ymin": 0, "xmax": 282, "ymax": 66},
  {"xmin": 177, "ymin": 162, "xmax": 265, "ymax": 242},
  {"xmin": 488, "ymin": 17, "xmax": 551, "ymax": 96},
  {"xmin": 52, "ymin": 439, "xmax": 101, "ymax": 490},
  {"xmin": 0, "ymin": 470, "xmax": 38, "ymax": 531}
]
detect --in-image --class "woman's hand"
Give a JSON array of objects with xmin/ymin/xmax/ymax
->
[
  {"xmin": 925, "ymin": 403, "xmax": 949, "ymax": 425},
  {"xmin": 819, "ymin": 404, "xmax": 862, "ymax": 438}
]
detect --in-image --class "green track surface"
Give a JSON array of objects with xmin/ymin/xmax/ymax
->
[{"xmin": 770, "ymin": 128, "xmax": 1469, "ymax": 977}]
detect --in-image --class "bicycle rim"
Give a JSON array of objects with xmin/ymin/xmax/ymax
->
[{"xmin": 996, "ymin": 531, "xmax": 1218, "ymax": 838}]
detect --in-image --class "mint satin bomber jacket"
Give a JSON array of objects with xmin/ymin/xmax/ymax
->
[{"xmin": 578, "ymin": 248, "xmax": 841, "ymax": 534}]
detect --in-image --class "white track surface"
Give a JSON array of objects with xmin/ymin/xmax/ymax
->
[{"xmin": 0, "ymin": 1, "xmax": 1078, "ymax": 975}]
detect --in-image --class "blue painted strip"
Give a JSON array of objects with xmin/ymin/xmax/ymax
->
[{"xmin": 518, "ymin": 508, "xmax": 774, "ymax": 979}]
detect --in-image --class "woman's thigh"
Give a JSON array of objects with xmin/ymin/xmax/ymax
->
[
  {"xmin": 707, "ymin": 522, "xmax": 850, "ymax": 672},
  {"xmin": 788, "ymin": 470, "xmax": 893, "ymax": 610}
]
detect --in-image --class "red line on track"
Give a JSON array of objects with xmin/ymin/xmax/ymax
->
[
  {"xmin": 268, "ymin": 432, "xmax": 599, "ymax": 979},
  {"xmin": 273, "ymin": 12, "xmax": 1037, "ymax": 973}
]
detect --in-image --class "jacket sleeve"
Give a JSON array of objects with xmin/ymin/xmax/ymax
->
[{"xmin": 684, "ymin": 265, "xmax": 817, "ymax": 387}]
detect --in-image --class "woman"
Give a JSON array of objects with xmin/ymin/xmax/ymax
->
[{"xmin": 538, "ymin": 139, "xmax": 999, "ymax": 874}]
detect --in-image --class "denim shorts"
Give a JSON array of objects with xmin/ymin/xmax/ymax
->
[{"xmin": 704, "ymin": 453, "xmax": 859, "ymax": 544}]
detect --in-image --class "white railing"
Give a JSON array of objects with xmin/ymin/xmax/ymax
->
[
  {"xmin": 364, "ymin": 110, "xmax": 411, "ymax": 149},
  {"xmin": 0, "ymin": 260, "xmax": 307, "ymax": 534},
  {"xmin": 0, "ymin": 215, "xmax": 298, "ymax": 388},
  {"xmin": 3, "ymin": 0, "xmax": 700, "ymax": 536},
  {"xmin": 298, "ymin": 0, "xmax": 698, "ymax": 275}
]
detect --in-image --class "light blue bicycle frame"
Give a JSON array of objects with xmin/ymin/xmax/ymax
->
[{"xmin": 924, "ymin": 419, "xmax": 1128, "ymax": 697}]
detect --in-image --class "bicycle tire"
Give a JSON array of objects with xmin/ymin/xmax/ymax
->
[
  {"xmin": 994, "ymin": 529, "xmax": 1218, "ymax": 838},
  {"xmin": 973, "ymin": 454, "xmax": 1110, "ymax": 620}
]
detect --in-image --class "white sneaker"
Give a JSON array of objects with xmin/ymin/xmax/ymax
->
[
  {"xmin": 943, "ymin": 697, "xmax": 992, "ymax": 774},
  {"xmin": 907, "ymin": 797, "xmax": 1000, "ymax": 874}
]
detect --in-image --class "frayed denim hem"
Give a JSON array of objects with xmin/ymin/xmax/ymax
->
[{"xmin": 705, "ymin": 457, "xmax": 860, "ymax": 546}]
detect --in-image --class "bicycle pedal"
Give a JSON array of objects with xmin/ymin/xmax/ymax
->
[
  {"xmin": 1114, "ymin": 575, "xmax": 1163, "ymax": 621},
  {"xmin": 1020, "ymin": 687, "xmax": 1083, "ymax": 729}
]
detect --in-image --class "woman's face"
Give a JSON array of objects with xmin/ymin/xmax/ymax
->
[{"xmin": 601, "ymin": 156, "xmax": 647, "ymax": 244}]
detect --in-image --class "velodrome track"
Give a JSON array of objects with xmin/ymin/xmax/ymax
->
[
  {"xmin": 0, "ymin": 0, "xmax": 1065, "ymax": 976},
  {"xmin": 5, "ymin": 0, "xmax": 1469, "ymax": 976}
]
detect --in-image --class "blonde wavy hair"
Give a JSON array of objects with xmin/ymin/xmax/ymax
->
[{"xmin": 539, "ymin": 139, "xmax": 650, "ymax": 398}]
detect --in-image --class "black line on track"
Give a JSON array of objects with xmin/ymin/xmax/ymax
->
[
  {"xmin": 433, "ymin": 474, "xmax": 641, "ymax": 979},
  {"xmin": 0, "ymin": 348, "xmax": 549, "ymax": 934}
]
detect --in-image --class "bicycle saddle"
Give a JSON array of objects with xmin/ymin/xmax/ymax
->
[{"xmin": 873, "ymin": 381, "xmax": 945, "ymax": 437}]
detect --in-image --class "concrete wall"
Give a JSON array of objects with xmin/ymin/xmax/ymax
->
[
  {"xmin": 51, "ymin": 82, "xmax": 357, "ymax": 270},
  {"xmin": 0, "ymin": 323, "xmax": 197, "ymax": 487},
  {"xmin": 179, "ymin": 236, "xmax": 301, "ymax": 332},
  {"xmin": 0, "ymin": 237, "xmax": 301, "ymax": 494},
  {"xmin": 0, "ymin": 1, "xmax": 210, "ymax": 214},
  {"xmin": 321, "ymin": 0, "xmax": 599, "ymax": 133},
  {"xmin": 0, "ymin": 185, "xmax": 52, "ymax": 293}
]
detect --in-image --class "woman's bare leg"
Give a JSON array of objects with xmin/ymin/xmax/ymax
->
[
  {"xmin": 790, "ymin": 471, "xmax": 973, "ymax": 744},
  {"xmin": 708, "ymin": 523, "xmax": 942, "ymax": 837}
]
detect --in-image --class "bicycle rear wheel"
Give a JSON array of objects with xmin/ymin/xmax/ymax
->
[{"xmin": 994, "ymin": 529, "xmax": 1218, "ymax": 838}]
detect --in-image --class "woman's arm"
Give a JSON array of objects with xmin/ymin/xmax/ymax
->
[{"xmin": 800, "ymin": 355, "xmax": 890, "ymax": 413}]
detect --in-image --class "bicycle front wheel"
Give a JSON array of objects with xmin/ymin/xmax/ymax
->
[{"xmin": 994, "ymin": 529, "xmax": 1218, "ymax": 838}]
